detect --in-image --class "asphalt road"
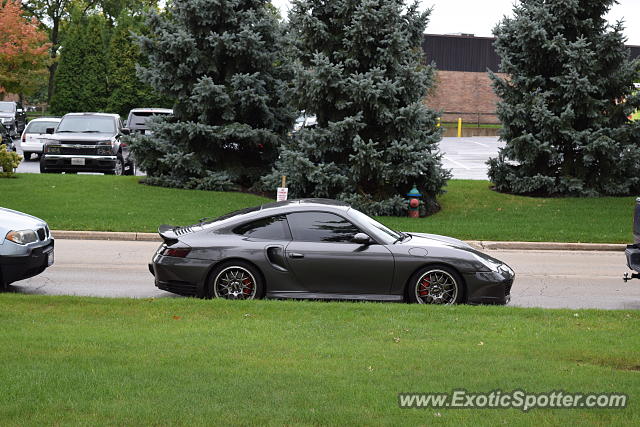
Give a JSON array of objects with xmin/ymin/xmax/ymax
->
[
  {"xmin": 13, "ymin": 137, "xmax": 500, "ymax": 180},
  {"xmin": 8, "ymin": 239, "xmax": 640, "ymax": 310}
]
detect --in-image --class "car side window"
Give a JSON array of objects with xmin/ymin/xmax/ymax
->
[
  {"xmin": 287, "ymin": 212, "xmax": 362, "ymax": 243},
  {"xmin": 234, "ymin": 215, "xmax": 291, "ymax": 240}
]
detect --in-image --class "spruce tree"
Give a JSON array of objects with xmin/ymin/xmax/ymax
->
[
  {"xmin": 50, "ymin": 12, "xmax": 109, "ymax": 114},
  {"xmin": 488, "ymin": 0, "xmax": 640, "ymax": 196},
  {"xmin": 265, "ymin": 0, "xmax": 448, "ymax": 215},
  {"xmin": 129, "ymin": 0, "xmax": 295, "ymax": 191}
]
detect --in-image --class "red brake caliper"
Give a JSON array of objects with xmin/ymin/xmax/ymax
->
[
  {"xmin": 242, "ymin": 278, "xmax": 253, "ymax": 295},
  {"xmin": 419, "ymin": 278, "xmax": 430, "ymax": 296}
]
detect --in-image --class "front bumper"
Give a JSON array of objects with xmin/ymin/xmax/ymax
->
[
  {"xmin": 464, "ymin": 270, "xmax": 514, "ymax": 305},
  {"xmin": 0, "ymin": 240, "xmax": 54, "ymax": 286},
  {"xmin": 625, "ymin": 244, "xmax": 640, "ymax": 272},
  {"xmin": 42, "ymin": 154, "xmax": 116, "ymax": 172}
]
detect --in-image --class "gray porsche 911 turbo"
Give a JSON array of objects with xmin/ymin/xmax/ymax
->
[{"xmin": 149, "ymin": 199, "xmax": 514, "ymax": 305}]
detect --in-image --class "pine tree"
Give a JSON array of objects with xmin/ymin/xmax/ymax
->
[
  {"xmin": 488, "ymin": 0, "xmax": 640, "ymax": 196},
  {"xmin": 265, "ymin": 0, "xmax": 448, "ymax": 215},
  {"xmin": 50, "ymin": 12, "xmax": 109, "ymax": 114},
  {"xmin": 129, "ymin": 0, "xmax": 295, "ymax": 191}
]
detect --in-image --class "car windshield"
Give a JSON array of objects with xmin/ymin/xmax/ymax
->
[
  {"xmin": 200, "ymin": 206, "xmax": 261, "ymax": 226},
  {"xmin": 57, "ymin": 116, "xmax": 116, "ymax": 134},
  {"xmin": 25, "ymin": 121, "xmax": 59, "ymax": 134},
  {"xmin": 347, "ymin": 208, "xmax": 402, "ymax": 243},
  {"xmin": 128, "ymin": 111, "xmax": 171, "ymax": 129},
  {"xmin": 0, "ymin": 102, "xmax": 15, "ymax": 112}
]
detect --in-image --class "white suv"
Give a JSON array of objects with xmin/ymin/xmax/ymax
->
[
  {"xmin": 0, "ymin": 207, "xmax": 54, "ymax": 290},
  {"xmin": 19, "ymin": 117, "xmax": 61, "ymax": 161}
]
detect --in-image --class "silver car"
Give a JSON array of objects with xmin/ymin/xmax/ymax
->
[{"xmin": 0, "ymin": 207, "xmax": 54, "ymax": 289}]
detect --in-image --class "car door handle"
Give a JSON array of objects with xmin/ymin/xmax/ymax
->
[{"xmin": 288, "ymin": 252, "xmax": 305, "ymax": 258}]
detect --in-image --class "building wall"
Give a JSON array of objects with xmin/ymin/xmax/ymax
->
[
  {"xmin": 422, "ymin": 34, "xmax": 640, "ymax": 125},
  {"xmin": 425, "ymin": 70, "xmax": 505, "ymax": 125}
]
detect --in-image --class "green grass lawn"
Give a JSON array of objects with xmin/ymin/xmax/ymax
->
[
  {"xmin": 0, "ymin": 174, "xmax": 634, "ymax": 242},
  {"xmin": 0, "ymin": 295, "xmax": 638, "ymax": 425}
]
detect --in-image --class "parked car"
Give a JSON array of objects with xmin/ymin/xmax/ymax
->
[
  {"xmin": 624, "ymin": 197, "xmax": 640, "ymax": 282},
  {"xmin": 39, "ymin": 113, "xmax": 134, "ymax": 175},
  {"xmin": 125, "ymin": 108, "xmax": 173, "ymax": 135},
  {"xmin": 0, "ymin": 207, "xmax": 54, "ymax": 290},
  {"xmin": 0, "ymin": 101, "xmax": 26, "ymax": 136},
  {"xmin": 149, "ymin": 199, "xmax": 514, "ymax": 304},
  {"xmin": 19, "ymin": 117, "xmax": 62, "ymax": 161},
  {"xmin": 1, "ymin": 124, "xmax": 14, "ymax": 151}
]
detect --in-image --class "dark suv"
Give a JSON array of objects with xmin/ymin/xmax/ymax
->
[
  {"xmin": 0, "ymin": 101, "xmax": 26, "ymax": 136},
  {"xmin": 39, "ymin": 113, "xmax": 134, "ymax": 175}
]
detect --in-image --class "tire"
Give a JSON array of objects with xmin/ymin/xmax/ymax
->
[
  {"xmin": 208, "ymin": 261, "xmax": 264, "ymax": 300},
  {"xmin": 123, "ymin": 160, "xmax": 135, "ymax": 176},
  {"xmin": 39, "ymin": 158, "xmax": 48, "ymax": 173},
  {"xmin": 23, "ymin": 151, "xmax": 31, "ymax": 161},
  {"xmin": 406, "ymin": 265, "xmax": 464, "ymax": 305},
  {"xmin": 112, "ymin": 155, "xmax": 124, "ymax": 176}
]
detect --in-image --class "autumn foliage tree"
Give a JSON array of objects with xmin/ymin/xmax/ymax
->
[{"xmin": 0, "ymin": 0, "xmax": 50, "ymax": 99}]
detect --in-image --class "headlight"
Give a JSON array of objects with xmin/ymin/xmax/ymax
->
[
  {"xmin": 473, "ymin": 254, "xmax": 511, "ymax": 274},
  {"xmin": 6, "ymin": 230, "xmax": 38, "ymax": 245},
  {"xmin": 45, "ymin": 144, "xmax": 61, "ymax": 154},
  {"xmin": 96, "ymin": 140, "xmax": 114, "ymax": 155}
]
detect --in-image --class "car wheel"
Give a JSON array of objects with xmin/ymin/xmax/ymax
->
[
  {"xmin": 123, "ymin": 160, "xmax": 135, "ymax": 176},
  {"xmin": 209, "ymin": 261, "xmax": 264, "ymax": 300},
  {"xmin": 113, "ymin": 155, "xmax": 124, "ymax": 176},
  {"xmin": 39, "ymin": 158, "xmax": 48, "ymax": 173},
  {"xmin": 407, "ymin": 265, "xmax": 464, "ymax": 305},
  {"xmin": 23, "ymin": 151, "xmax": 31, "ymax": 161}
]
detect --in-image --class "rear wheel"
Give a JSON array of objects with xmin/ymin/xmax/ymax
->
[
  {"xmin": 23, "ymin": 151, "xmax": 31, "ymax": 161},
  {"xmin": 407, "ymin": 265, "xmax": 464, "ymax": 305},
  {"xmin": 209, "ymin": 261, "xmax": 264, "ymax": 300}
]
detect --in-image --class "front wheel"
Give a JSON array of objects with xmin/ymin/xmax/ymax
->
[
  {"xmin": 407, "ymin": 265, "xmax": 464, "ymax": 305},
  {"xmin": 208, "ymin": 261, "xmax": 264, "ymax": 300}
]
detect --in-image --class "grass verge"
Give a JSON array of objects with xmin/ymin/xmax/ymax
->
[
  {"xmin": 0, "ymin": 174, "xmax": 634, "ymax": 242},
  {"xmin": 0, "ymin": 295, "xmax": 638, "ymax": 425}
]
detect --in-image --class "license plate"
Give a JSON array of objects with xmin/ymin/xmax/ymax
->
[
  {"xmin": 71, "ymin": 158, "xmax": 85, "ymax": 166},
  {"xmin": 47, "ymin": 250, "xmax": 54, "ymax": 266}
]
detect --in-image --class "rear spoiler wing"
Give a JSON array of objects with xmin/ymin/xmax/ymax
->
[{"xmin": 158, "ymin": 224, "xmax": 178, "ymax": 245}]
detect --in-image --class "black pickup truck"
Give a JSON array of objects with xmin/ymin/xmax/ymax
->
[{"xmin": 39, "ymin": 112, "xmax": 134, "ymax": 175}]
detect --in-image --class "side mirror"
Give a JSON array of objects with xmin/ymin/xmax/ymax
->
[
  {"xmin": 121, "ymin": 128, "xmax": 130, "ymax": 135},
  {"xmin": 352, "ymin": 233, "xmax": 372, "ymax": 245},
  {"xmin": 45, "ymin": 127, "xmax": 55, "ymax": 134}
]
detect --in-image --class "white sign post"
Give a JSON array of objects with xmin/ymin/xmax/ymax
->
[{"xmin": 277, "ymin": 176, "xmax": 288, "ymax": 202}]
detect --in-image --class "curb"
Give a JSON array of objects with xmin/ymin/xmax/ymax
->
[
  {"xmin": 52, "ymin": 230, "xmax": 161, "ymax": 242},
  {"xmin": 51, "ymin": 230, "xmax": 627, "ymax": 251}
]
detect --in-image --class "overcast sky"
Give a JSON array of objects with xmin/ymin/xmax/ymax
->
[{"xmin": 271, "ymin": 0, "xmax": 640, "ymax": 45}]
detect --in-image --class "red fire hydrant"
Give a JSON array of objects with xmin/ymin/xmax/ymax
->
[{"xmin": 407, "ymin": 185, "xmax": 422, "ymax": 218}]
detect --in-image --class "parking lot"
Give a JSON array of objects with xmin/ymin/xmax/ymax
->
[{"xmin": 12, "ymin": 136, "xmax": 502, "ymax": 180}]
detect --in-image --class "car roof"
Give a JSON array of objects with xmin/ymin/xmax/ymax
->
[
  {"xmin": 27, "ymin": 117, "xmax": 61, "ymax": 122},
  {"xmin": 129, "ymin": 108, "xmax": 173, "ymax": 114},
  {"xmin": 260, "ymin": 198, "xmax": 349, "ymax": 211},
  {"xmin": 63, "ymin": 112, "xmax": 120, "ymax": 118}
]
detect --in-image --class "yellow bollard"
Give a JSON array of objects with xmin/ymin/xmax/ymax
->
[{"xmin": 457, "ymin": 117, "xmax": 462, "ymax": 138}]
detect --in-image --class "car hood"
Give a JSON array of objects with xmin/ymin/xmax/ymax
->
[
  {"xmin": 48, "ymin": 133, "xmax": 116, "ymax": 142},
  {"xmin": 0, "ymin": 207, "xmax": 48, "ymax": 244},
  {"xmin": 403, "ymin": 232, "xmax": 473, "ymax": 249}
]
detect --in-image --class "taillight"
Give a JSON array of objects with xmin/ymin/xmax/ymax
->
[
  {"xmin": 21, "ymin": 133, "xmax": 25, "ymax": 142},
  {"xmin": 162, "ymin": 247, "xmax": 191, "ymax": 257}
]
